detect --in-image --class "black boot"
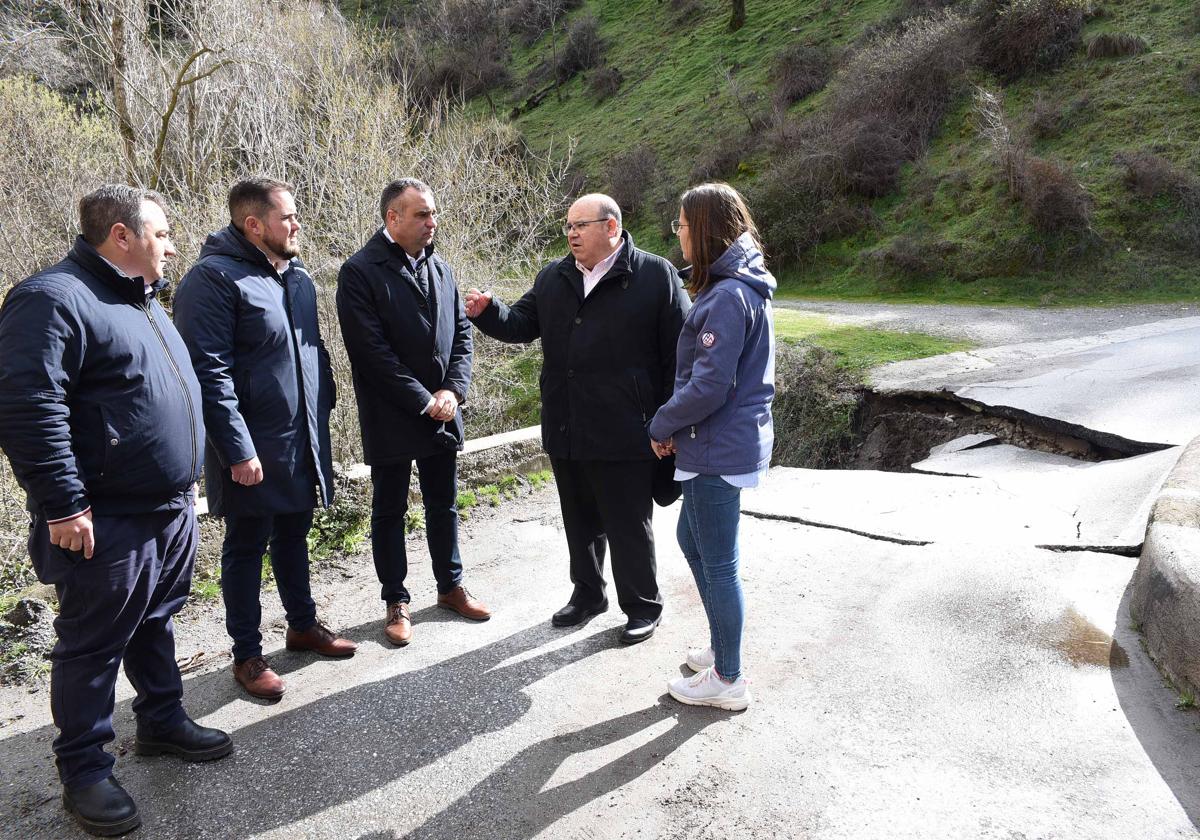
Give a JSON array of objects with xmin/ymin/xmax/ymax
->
[
  {"xmin": 135, "ymin": 717, "xmax": 233, "ymax": 762},
  {"xmin": 62, "ymin": 776, "xmax": 140, "ymax": 837}
]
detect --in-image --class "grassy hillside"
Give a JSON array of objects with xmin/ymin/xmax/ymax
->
[{"xmin": 372, "ymin": 0, "xmax": 1200, "ymax": 304}]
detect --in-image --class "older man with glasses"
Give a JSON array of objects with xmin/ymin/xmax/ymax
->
[{"xmin": 465, "ymin": 194, "xmax": 690, "ymax": 645}]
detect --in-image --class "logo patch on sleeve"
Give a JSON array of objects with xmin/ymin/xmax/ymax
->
[{"xmin": 700, "ymin": 331, "xmax": 717, "ymax": 348}]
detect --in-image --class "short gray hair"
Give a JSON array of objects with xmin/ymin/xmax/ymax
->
[
  {"xmin": 380, "ymin": 178, "xmax": 432, "ymax": 221},
  {"xmin": 79, "ymin": 185, "xmax": 166, "ymax": 246},
  {"xmin": 577, "ymin": 192, "xmax": 622, "ymax": 229}
]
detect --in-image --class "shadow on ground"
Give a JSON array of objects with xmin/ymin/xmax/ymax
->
[
  {"xmin": 1112, "ymin": 582, "xmax": 1200, "ymax": 830},
  {"xmin": 2, "ymin": 615, "xmax": 716, "ymax": 838}
]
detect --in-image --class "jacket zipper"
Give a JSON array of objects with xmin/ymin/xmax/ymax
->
[
  {"xmin": 632, "ymin": 375, "xmax": 646, "ymax": 422},
  {"xmin": 142, "ymin": 302, "xmax": 199, "ymax": 479}
]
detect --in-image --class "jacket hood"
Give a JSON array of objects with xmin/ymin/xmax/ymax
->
[
  {"xmin": 198, "ymin": 224, "xmax": 275, "ymax": 271},
  {"xmin": 709, "ymin": 232, "xmax": 775, "ymax": 301}
]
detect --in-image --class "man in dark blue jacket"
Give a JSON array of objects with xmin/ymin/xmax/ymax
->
[
  {"xmin": 0, "ymin": 185, "xmax": 232, "ymax": 836},
  {"xmin": 337, "ymin": 178, "xmax": 490, "ymax": 647},
  {"xmin": 174, "ymin": 178, "xmax": 355, "ymax": 701},
  {"xmin": 465, "ymin": 194, "xmax": 690, "ymax": 645}
]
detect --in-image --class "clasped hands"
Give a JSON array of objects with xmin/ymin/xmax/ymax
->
[
  {"xmin": 429, "ymin": 389, "xmax": 459, "ymax": 423},
  {"xmin": 650, "ymin": 437, "xmax": 676, "ymax": 459}
]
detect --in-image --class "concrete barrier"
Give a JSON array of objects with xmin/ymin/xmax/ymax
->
[{"xmin": 1131, "ymin": 433, "xmax": 1200, "ymax": 697}]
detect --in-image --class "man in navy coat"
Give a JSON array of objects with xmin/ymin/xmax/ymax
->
[
  {"xmin": 174, "ymin": 178, "xmax": 356, "ymax": 701},
  {"xmin": 0, "ymin": 185, "xmax": 231, "ymax": 836},
  {"xmin": 337, "ymin": 178, "xmax": 491, "ymax": 647}
]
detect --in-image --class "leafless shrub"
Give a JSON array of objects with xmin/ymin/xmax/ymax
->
[
  {"xmin": 0, "ymin": 76, "xmax": 124, "ymax": 283},
  {"xmin": 586, "ymin": 64, "xmax": 623, "ymax": 101},
  {"xmin": 831, "ymin": 10, "xmax": 972, "ymax": 155},
  {"xmin": 1085, "ymin": 32, "xmax": 1148, "ymax": 59},
  {"xmin": 863, "ymin": 233, "xmax": 959, "ymax": 277},
  {"xmin": 1114, "ymin": 150, "xmax": 1200, "ymax": 256},
  {"xmin": 689, "ymin": 131, "xmax": 752, "ymax": 183},
  {"xmin": 503, "ymin": 0, "xmax": 583, "ymax": 47},
  {"xmin": 975, "ymin": 86, "xmax": 1090, "ymax": 235},
  {"xmin": 770, "ymin": 43, "xmax": 832, "ymax": 108},
  {"xmin": 667, "ymin": 0, "xmax": 704, "ymax": 26},
  {"xmin": 975, "ymin": 86, "xmax": 1026, "ymax": 193},
  {"xmin": 1019, "ymin": 157, "xmax": 1092, "ymax": 234},
  {"xmin": 0, "ymin": 3, "xmax": 569, "ymax": 587},
  {"xmin": 973, "ymin": 0, "xmax": 1087, "ymax": 82},
  {"xmin": 604, "ymin": 145, "xmax": 658, "ymax": 216},
  {"xmin": 1185, "ymin": 65, "xmax": 1200, "ymax": 97},
  {"xmin": 555, "ymin": 13, "xmax": 604, "ymax": 80},
  {"xmin": 1114, "ymin": 150, "xmax": 1196, "ymax": 199}
]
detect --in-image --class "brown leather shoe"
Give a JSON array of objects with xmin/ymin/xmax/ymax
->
[
  {"xmin": 385, "ymin": 602, "xmax": 412, "ymax": 646},
  {"xmin": 437, "ymin": 585, "xmax": 492, "ymax": 621},
  {"xmin": 233, "ymin": 655, "xmax": 284, "ymax": 700},
  {"xmin": 285, "ymin": 622, "xmax": 357, "ymax": 658}
]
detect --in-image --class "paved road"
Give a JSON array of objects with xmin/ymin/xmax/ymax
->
[
  {"xmin": 780, "ymin": 299, "xmax": 1197, "ymax": 346},
  {"xmin": 1, "ymin": 483, "xmax": 1198, "ymax": 839},
  {"xmin": 872, "ymin": 318, "xmax": 1200, "ymax": 448}
]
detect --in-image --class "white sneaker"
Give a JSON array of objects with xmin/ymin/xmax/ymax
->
[
  {"xmin": 685, "ymin": 646, "xmax": 715, "ymax": 673},
  {"xmin": 668, "ymin": 667, "xmax": 751, "ymax": 711}
]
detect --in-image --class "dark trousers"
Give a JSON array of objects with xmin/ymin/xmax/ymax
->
[
  {"xmin": 371, "ymin": 451, "xmax": 462, "ymax": 604},
  {"xmin": 221, "ymin": 510, "xmax": 316, "ymax": 663},
  {"xmin": 29, "ymin": 506, "xmax": 196, "ymax": 790},
  {"xmin": 549, "ymin": 457, "xmax": 661, "ymax": 621}
]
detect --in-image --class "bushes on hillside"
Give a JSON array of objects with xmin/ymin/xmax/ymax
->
[
  {"xmin": 587, "ymin": 65, "xmax": 624, "ymax": 101},
  {"xmin": 753, "ymin": 12, "xmax": 970, "ymax": 267},
  {"xmin": 555, "ymin": 13, "xmax": 605, "ymax": 80},
  {"xmin": 770, "ymin": 43, "xmax": 832, "ymax": 109},
  {"xmin": 831, "ymin": 11, "xmax": 972, "ymax": 154},
  {"xmin": 1085, "ymin": 32, "xmax": 1148, "ymax": 59},
  {"xmin": 1115, "ymin": 150, "xmax": 1200, "ymax": 257},
  {"xmin": 1018, "ymin": 157, "xmax": 1092, "ymax": 234},
  {"xmin": 973, "ymin": 0, "xmax": 1088, "ymax": 82},
  {"xmin": 604, "ymin": 145, "xmax": 658, "ymax": 216}
]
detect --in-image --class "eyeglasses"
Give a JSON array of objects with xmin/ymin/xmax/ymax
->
[
  {"xmin": 562, "ymin": 218, "xmax": 609, "ymax": 235},
  {"xmin": 670, "ymin": 220, "xmax": 688, "ymax": 234}
]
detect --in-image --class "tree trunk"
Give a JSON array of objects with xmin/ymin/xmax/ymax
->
[{"xmin": 728, "ymin": 0, "xmax": 746, "ymax": 32}]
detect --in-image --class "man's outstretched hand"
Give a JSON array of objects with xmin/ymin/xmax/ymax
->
[{"xmin": 464, "ymin": 288, "xmax": 492, "ymax": 319}]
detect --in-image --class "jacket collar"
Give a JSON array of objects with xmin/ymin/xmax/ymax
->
[
  {"xmin": 557, "ymin": 230, "xmax": 635, "ymax": 299},
  {"xmin": 67, "ymin": 236, "xmax": 166, "ymax": 304},
  {"xmin": 364, "ymin": 228, "xmax": 436, "ymax": 272}
]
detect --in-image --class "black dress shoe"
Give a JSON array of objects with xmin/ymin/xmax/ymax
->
[
  {"xmin": 551, "ymin": 600, "xmax": 609, "ymax": 627},
  {"xmin": 62, "ymin": 776, "xmax": 140, "ymax": 837},
  {"xmin": 135, "ymin": 717, "xmax": 234, "ymax": 762},
  {"xmin": 619, "ymin": 615, "xmax": 661, "ymax": 645}
]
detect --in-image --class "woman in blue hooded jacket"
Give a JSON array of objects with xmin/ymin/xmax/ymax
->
[{"xmin": 649, "ymin": 182, "xmax": 775, "ymax": 711}]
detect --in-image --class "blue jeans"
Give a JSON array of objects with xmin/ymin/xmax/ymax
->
[
  {"xmin": 677, "ymin": 475, "xmax": 744, "ymax": 681},
  {"xmin": 222, "ymin": 510, "xmax": 317, "ymax": 662}
]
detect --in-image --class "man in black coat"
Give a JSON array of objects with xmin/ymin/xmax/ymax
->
[
  {"xmin": 0, "ymin": 185, "xmax": 232, "ymax": 836},
  {"xmin": 465, "ymin": 193, "xmax": 690, "ymax": 644},
  {"xmin": 337, "ymin": 178, "xmax": 491, "ymax": 648},
  {"xmin": 174, "ymin": 178, "xmax": 356, "ymax": 702}
]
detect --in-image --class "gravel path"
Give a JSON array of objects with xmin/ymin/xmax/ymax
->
[{"xmin": 779, "ymin": 300, "xmax": 1198, "ymax": 347}]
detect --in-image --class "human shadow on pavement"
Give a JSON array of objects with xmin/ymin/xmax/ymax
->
[
  {"xmin": 1111, "ymin": 582, "xmax": 1200, "ymax": 828},
  {"xmin": 2, "ymin": 619, "xmax": 619, "ymax": 838},
  {"xmin": 397, "ymin": 699, "xmax": 718, "ymax": 840}
]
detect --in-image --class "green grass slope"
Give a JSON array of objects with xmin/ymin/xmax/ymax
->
[{"xmin": 478, "ymin": 0, "xmax": 1200, "ymax": 304}]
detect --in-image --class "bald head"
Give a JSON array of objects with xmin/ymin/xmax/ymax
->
[{"xmin": 571, "ymin": 193, "xmax": 622, "ymax": 229}]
